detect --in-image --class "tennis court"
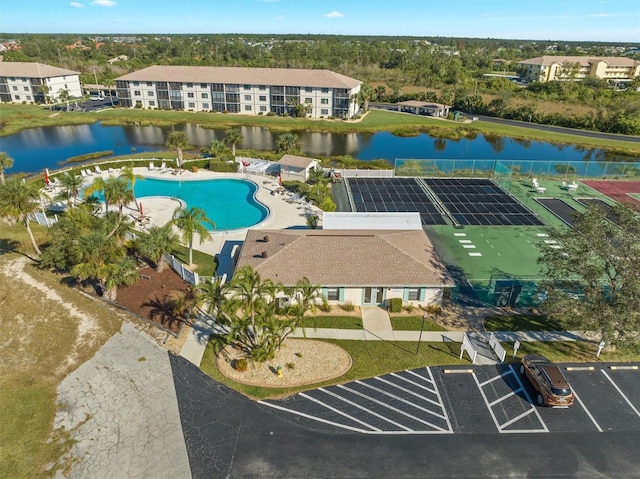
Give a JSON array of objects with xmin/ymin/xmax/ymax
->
[
  {"xmin": 581, "ymin": 180, "xmax": 640, "ymax": 211},
  {"xmin": 535, "ymin": 198, "xmax": 580, "ymax": 227},
  {"xmin": 345, "ymin": 177, "xmax": 543, "ymax": 226}
]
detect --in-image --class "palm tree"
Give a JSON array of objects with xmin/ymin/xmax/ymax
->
[
  {"xmin": 104, "ymin": 177, "xmax": 135, "ymax": 238},
  {"xmin": 165, "ymin": 131, "xmax": 190, "ymax": 168},
  {"xmin": 84, "ymin": 176, "xmax": 108, "ymax": 214},
  {"xmin": 0, "ymin": 152, "xmax": 14, "ymax": 185},
  {"xmin": 358, "ymin": 83, "xmax": 373, "ymax": 111},
  {"xmin": 58, "ymin": 88, "xmax": 70, "ymax": 110},
  {"xmin": 121, "ymin": 166, "xmax": 143, "ymax": 210},
  {"xmin": 56, "ymin": 171, "xmax": 84, "ymax": 207},
  {"xmin": 0, "ymin": 178, "xmax": 43, "ymax": 255},
  {"xmin": 102, "ymin": 257, "xmax": 139, "ymax": 301},
  {"xmin": 103, "ymin": 78, "xmax": 116, "ymax": 107},
  {"xmin": 195, "ymin": 277, "xmax": 225, "ymax": 318},
  {"xmin": 223, "ymin": 128, "xmax": 243, "ymax": 157},
  {"xmin": 172, "ymin": 206, "xmax": 215, "ymax": 267},
  {"xmin": 136, "ymin": 223, "xmax": 180, "ymax": 272},
  {"xmin": 208, "ymin": 140, "xmax": 230, "ymax": 159},
  {"xmin": 275, "ymin": 133, "xmax": 301, "ymax": 155}
]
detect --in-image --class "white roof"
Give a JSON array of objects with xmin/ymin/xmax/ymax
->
[
  {"xmin": 0, "ymin": 62, "xmax": 79, "ymax": 78},
  {"xmin": 323, "ymin": 212, "xmax": 423, "ymax": 230}
]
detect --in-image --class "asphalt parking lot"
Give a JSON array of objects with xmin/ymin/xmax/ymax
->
[{"xmin": 260, "ymin": 363, "xmax": 640, "ymax": 436}]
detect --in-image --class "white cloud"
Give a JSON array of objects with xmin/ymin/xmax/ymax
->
[
  {"xmin": 91, "ymin": 0, "xmax": 117, "ymax": 6},
  {"xmin": 70, "ymin": 2, "xmax": 84, "ymax": 7},
  {"xmin": 323, "ymin": 11, "xmax": 344, "ymax": 18}
]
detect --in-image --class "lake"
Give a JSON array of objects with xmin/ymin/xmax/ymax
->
[{"xmin": 0, "ymin": 121, "xmax": 631, "ymax": 175}]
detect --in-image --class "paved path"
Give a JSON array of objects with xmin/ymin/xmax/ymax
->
[{"xmin": 53, "ymin": 322, "xmax": 191, "ymax": 478}]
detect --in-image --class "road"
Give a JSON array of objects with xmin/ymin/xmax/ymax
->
[
  {"xmin": 368, "ymin": 103, "xmax": 640, "ymax": 143},
  {"xmin": 171, "ymin": 356, "xmax": 640, "ymax": 478}
]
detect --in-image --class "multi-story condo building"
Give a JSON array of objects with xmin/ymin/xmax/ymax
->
[
  {"xmin": 115, "ymin": 66, "xmax": 362, "ymax": 119},
  {"xmin": 0, "ymin": 62, "xmax": 82, "ymax": 103},
  {"xmin": 518, "ymin": 56, "xmax": 640, "ymax": 83}
]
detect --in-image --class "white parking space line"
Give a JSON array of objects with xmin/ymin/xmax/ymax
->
[
  {"xmin": 601, "ymin": 370, "xmax": 640, "ymax": 419},
  {"xmin": 337, "ymin": 384, "xmax": 442, "ymax": 431},
  {"xmin": 375, "ymin": 376, "xmax": 442, "ymax": 408},
  {"xmin": 508, "ymin": 365, "xmax": 548, "ymax": 433},
  {"xmin": 258, "ymin": 400, "xmax": 371, "ymax": 433},
  {"xmin": 571, "ymin": 389, "xmax": 603, "ymax": 433},
  {"xmin": 299, "ymin": 392, "xmax": 381, "ymax": 432},
  {"xmin": 489, "ymin": 390, "xmax": 518, "ymax": 407},
  {"xmin": 406, "ymin": 369, "xmax": 435, "ymax": 386},
  {"xmin": 389, "ymin": 372, "xmax": 437, "ymax": 395},
  {"xmin": 500, "ymin": 408, "xmax": 537, "ymax": 429},
  {"xmin": 473, "ymin": 372, "xmax": 502, "ymax": 432},
  {"xmin": 479, "ymin": 370, "xmax": 512, "ymax": 388},
  {"xmin": 319, "ymin": 387, "xmax": 413, "ymax": 431},
  {"xmin": 426, "ymin": 367, "xmax": 454, "ymax": 433},
  {"xmin": 355, "ymin": 381, "xmax": 447, "ymax": 421}
]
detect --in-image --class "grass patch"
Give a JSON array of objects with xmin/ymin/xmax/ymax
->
[
  {"xmin": 0, "ymin": 249, "xmax": 121, "ymax": 478},
  {"xmin": 390, "ymin": 315, "xmax": 447, "ymax": 331},
  {"xmin": 503, "ymin": 340, "xmax": 639, "ymax": 364},
  {"xmin": 484, "ymin": 314, "xmax": 563, "ymax": 332},
  {"xmin": 170, "ymin": 245, "xmax": 217, "ymax": 276},
  {"xmin": 199, "ymin": 337, "xmax": 466, "ymax": 400},
  {"xmin": 298, "ymin": 316, "xmax": 362, "ymax": 329}
]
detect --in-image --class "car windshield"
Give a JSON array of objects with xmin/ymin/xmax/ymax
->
[{"xmin": 551, "ymin": 386, "xmax": 572, "ymax": 396}]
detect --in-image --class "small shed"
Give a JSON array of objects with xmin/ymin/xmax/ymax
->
[
  {"xmin": 397, "ymin": 100, "xmax": 451, "ymax": 118},
  {"xmin": 278, "ymin": 154, "xmax": 319, "ymax": 182}
]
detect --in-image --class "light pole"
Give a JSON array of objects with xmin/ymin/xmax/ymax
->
[{"xmin": 416, "ymin": 314, "xmax": 427, "ymax": 355}]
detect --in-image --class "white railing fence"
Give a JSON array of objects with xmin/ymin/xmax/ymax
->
[
  {"xmin": 341, "ymin": 169, "xmax": 395, "ymax": 178},
  {"xmin": 489, "ymin": 333, "xmax": 507, "ymax": 363},
  {"xmin": 460, "ymin": 332, "xmax": 478, "ymax": 364}
]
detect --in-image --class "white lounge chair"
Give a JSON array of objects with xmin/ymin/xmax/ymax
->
[
  {"xmin": 94, "ymin": 165, "xmax": 103, "ymax": 174},
  {"xmin": 159, "ymin": 162, "xmax": 170, "ymax": 173},
  {"xmin": 148, "ymin": 161, "xmax": 157, "ymax": 171}
]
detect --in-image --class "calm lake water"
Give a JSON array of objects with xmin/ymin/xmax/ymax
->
[{"xmin": 0, "ymin": 121, "xmax": 629, "ymax": 175}]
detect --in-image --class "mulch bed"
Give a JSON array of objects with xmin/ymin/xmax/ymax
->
[
  {"xmin": 582, "ymin": 180, "xmax": 640, "ymax": 211},
  {"xmin": 115, "ymin": 266, "xmax": 192, "ymax": 334}
]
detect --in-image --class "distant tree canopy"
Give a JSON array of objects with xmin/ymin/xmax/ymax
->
[{"xmin": 5, "ymin": 33, "xmax": 639, "ymax": 134}]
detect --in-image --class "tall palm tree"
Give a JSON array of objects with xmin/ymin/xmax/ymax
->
[
  {"xmin": 195, "ymin": 277, "xmax": 225, "ymax": 317},
  {"xmin": 223, "ymin": 128, "xmax": 243, "ymax": 157},
  {"xmin": 0, "ymin": 178, "xmax": 43, "ymax": 255},
  {"xmin": 275, "ymin": 133, "xmax": 301, "ymax": 155},
  {"xmin": 84, "ymin": 176, "xmax": 108, "ymax": 214},
  {"xmin": 102, "ymin": 257, "xmax": 139, "ymax": 301},
  {"xmin": 165, "ymin": 130, "xmax": 190, "ymax": 168},
  {"xmin": 104, "ymin": 177, "xmax": 135, "ymax": 238},
  {"xmin": 0, "ymin": 152, "xmax": 14, "ymax": 185},
  {"xmin": 56, "ymin": 171, "xmax": 84, "ymax": 207},
  {"xmin": 121, "ymin": 166, "xmax": 143, "ymax": 210},
  {"xmin": 172, "ymin": 206, "xmax": 214, "ymax": 267},
  {"xmin": 136, "ymin": 223, "xmax": 180, "ymax": 272}
]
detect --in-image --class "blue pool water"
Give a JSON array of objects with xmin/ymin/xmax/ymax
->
[{"xmin": 133, "ymin": 178, "xmax": 268, "ymax": 231}]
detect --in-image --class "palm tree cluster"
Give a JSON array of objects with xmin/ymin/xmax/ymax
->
[{"xmin": 197, "ymin": 266, "xmax": 320, "ymax": 363}]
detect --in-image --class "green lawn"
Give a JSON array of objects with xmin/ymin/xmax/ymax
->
[
  {"xmin": 390, "ymin": 315, "xmax": 447, "ymax": 331},
  {"xmin": 170, "ymin": 245, "xmax": 217, "ymax": 276},
  {"xmin": 299, "ymin": 316, "xmax": 363, "ymax": 329},
  {"xmin": 503, "ymin": 340, "xmax": 639, "ymax": 364},
  {"xmin": 484, "ymin": 314, "xmax": 563, "ymax": 332},
  {"xmin": 199, "ymin": 338, "xmax": 467, "ymax": 400}
]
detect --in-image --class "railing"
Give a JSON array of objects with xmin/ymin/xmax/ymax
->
[
  {"xmin": 341, "ymin": 169, "xmax": 395, "ymax": 178},
  {"xmin": 489, "ymin": 333, "xmax": 506, "ymax": 363}
]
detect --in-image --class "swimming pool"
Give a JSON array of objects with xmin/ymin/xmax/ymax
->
[{"xmin": 133, "ymin": 177, "xmax": 268, "ymax": 231}]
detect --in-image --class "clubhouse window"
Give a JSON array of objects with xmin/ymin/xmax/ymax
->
[
  {"xmin": 326, "ymin": 288, "xmax": 340, "ymax": 301},
  {"xmin": 407, "ymin": 288, "xmax": 421, "ymax": 301}
]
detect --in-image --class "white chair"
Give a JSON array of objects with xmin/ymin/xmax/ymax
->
[
  {"xmin": 148, "ymin": 161, "xmax": 157, "ymax": 171},
  {"xmin": 159, "ymin": 162, "xmax": 170, "ymax": 173},
  {"xmin": 94, "ymin": 165, "xmax": 103, "ymax": 174}
]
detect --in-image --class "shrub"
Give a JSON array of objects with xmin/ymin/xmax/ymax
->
[
  {"xmin": 403, "ymin": 304, "xmax": 414, "ymax": 313},
  {"xmin": 340, "ymin": 301, "xmax": 355, "ymax": 312},
  {"xmin": 266, "ymin": 111, "xmax": 276, "ymax": 116},
  {"xmin": 423, "ymin": 304, "xmax": 443, "ymax": 315},
  {"xmin": 286, "ymin": 362, "xmax": 295, "ymax": 369},
  {"xmin": 318, "ymin": 299, "xmax": 331, "ymax": 312},
  {"xmin": 389, "ymin": 298, "xmax": 403, "ymax": 313},
  {"xmin": 235, "ymin": 358, "xmax": 248, "ymax": 372}
]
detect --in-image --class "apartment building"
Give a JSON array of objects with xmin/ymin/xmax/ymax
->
[
  {"xmin": 115, "ymin": 65, "xmax": 362, "ymax": 119},
  {"xmin": 0, "ymin": 62, "xmax": 82, "ymax": 103},
  {"xmin": 518, "ymin": 56, "xmax": 640, "ymax": 83}
]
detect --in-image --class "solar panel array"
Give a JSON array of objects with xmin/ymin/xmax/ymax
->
[
  {"xmin": 346, "ymin": 177, "xmax": 544, "ymax": 226},
  {"xmin": 423, "ymin": 178, "xmax": 543, "ymax": 226},
  {"xmin": 347, "ymin": 177, "xmax": 447, "ymax": 225}
]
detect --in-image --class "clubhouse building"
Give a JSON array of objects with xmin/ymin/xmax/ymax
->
[
  {"xmin": 0, "ymin": 62, "xmax": 82, "ymax": 103},
  {"xmin": 115, "ymin": 65, "xmax": 362, "ymax": 119}
]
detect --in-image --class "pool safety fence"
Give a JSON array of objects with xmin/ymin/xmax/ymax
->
[
  {"xmin": 163, "ymin": 253, "xmax": 224, "ymax": 286},
  {"xmin": 28, "ymin": 210, "xmax": 59, "ymax": 227},
  {"xmin": 394, "ymin": 159, "xmax": 640, "ymax": 181},
  {"xmin": 341, "ymin": 169, "xmax": 395, "ymax": 178},
  {"xmin": 489, "ymin": 333, "xmax": 506, "ymax": 363}
]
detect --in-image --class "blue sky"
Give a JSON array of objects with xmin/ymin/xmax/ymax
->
[{"xmin": 2, "ymin": 0, "xmax": 639, "ymax": 42}]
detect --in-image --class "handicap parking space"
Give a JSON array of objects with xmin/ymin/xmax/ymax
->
[{"xmin": 260, "ymin": 363, "xmax": 640, "ymax": 436}]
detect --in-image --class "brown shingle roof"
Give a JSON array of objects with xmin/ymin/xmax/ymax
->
[
  {"xmin": 278, "ymin": 154, "xmax": 318, "ymax": 168},
  {"xmin": 0, "ymin": 62, "xmax": 79, "ymax": 78},
  {"xmin": 115, "ymin": 65, "xmax": 361, "ymax": 89},
  {"xmin": 236, "ymin": 229, "xmax": 453, "ymax": 287}
]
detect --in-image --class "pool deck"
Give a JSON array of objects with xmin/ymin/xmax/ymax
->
[{"xmin": 125, "ymin": 167, "xmax": 320, "ymax": 263}]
